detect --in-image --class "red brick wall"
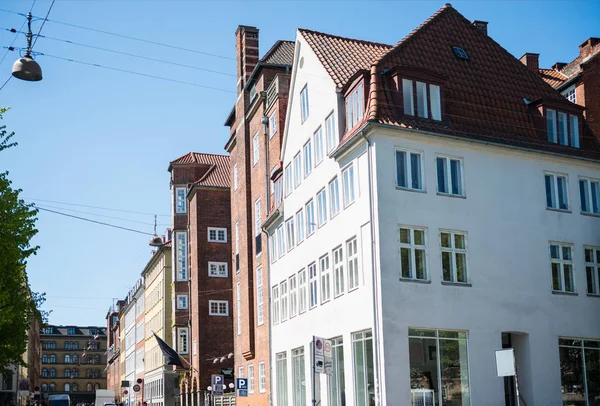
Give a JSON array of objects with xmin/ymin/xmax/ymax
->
[{"xmin": 582, "ymin": 55, "xmax": 600, "ymax": 142}]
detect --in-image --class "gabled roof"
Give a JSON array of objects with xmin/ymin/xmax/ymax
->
[
  {"xmin": 169, "ymin": 152, "xmax": 230, "ymax": 188},
  {"xmin": 260, "ymin": 40, "xmax": 295, "ymax": 66},
  {"xmin": 538, "ymin": 68, "xmax": 567, "ymax": 88}
]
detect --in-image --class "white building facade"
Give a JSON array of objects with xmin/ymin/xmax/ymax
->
[
  {"xmin": 268, "ymin": 8, "xmax": 600, "ymax": 406},
  {"xmin": 124, "ymin": 278, "xmax": 144, "ymax": 406}
]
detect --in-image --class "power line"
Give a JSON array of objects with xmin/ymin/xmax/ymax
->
[
  {"xmin": 0, "ymin": 12, "xmax": 27, "ymax": 66},
  {"xmin": 31, "ymin": 0, "xmax": 55, "ymax": 50},
  {"xmin": 31, "ymin": 203, "xmax": 169, "ymax": 226},
  {"xmin": 0, "ymin": 75, "xmax": 11, "ymax": 92},
  {"xmin": 24, "ymin": 197, "xmax": 170, "ymax": 217}
]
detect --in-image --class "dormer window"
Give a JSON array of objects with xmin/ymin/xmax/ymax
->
[
  {"xmin": 346, "ymin": 81, "xmax": 365, "ymax": 129},
  {"xmin": 546, "ymin": 108, "xmax": 580, "ymax": 148},
  {"xmin": 402, "ymin": 79, "xmax": 441, "ymax": 121}
]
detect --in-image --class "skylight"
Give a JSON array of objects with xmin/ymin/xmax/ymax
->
[{"xmin": 452, "ymin": 46, "xmax": 469, "ymax": 60}]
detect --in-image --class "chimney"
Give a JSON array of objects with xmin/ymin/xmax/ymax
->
[
  {"xmin": 552, "ymin": 62, "xmax": 567, "ymax": 71},
  {"xmin": 472, "ymin": 20, "xmax": 488, "ymax": 36},
  {"xmin": 235, "ymin": 25, "xmax": 259, "ymax": 94},
  {"xmin": 579, "ymin": 37, "xmax": 600, "ymax": 58},
  {"xmin": 519, "ymin": 53, "xmax": 540, "ymax": 72}
]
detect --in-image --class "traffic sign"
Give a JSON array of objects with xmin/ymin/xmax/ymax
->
[
  {"xmin": 133, "ymin": 384, "xmax": 141, "ymax": 393},
  {"xmin": 211, "ymin": 375, "xmax": 224, "ymax": 395},
  {"xmin": 236, "ymin": 378, "xmax": 248, "ymax": 398},
  {"xmin": 314, "ymin": 336, "xmax": 325, "ymax": 357}
]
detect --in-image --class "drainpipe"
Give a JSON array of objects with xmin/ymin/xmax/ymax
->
[{"xmin": 360, "ymin": 130, "xmax": 384, "ymax": 405}]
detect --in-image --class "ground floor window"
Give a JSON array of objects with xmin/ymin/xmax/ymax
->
[
  {"xmin": 328, "ymin": 336, "xmax": 345, "ymax": 406},
  {"xmin": 408, "ymin": 328, "xmax": 470, "ymax": 406},
  {"xmin": 352, "ymin": 330, "xmax": 374, "ymax": 406},
  {"xmin": 559, "ymin": 338, "xmax": 600, "ymax": 406},
  {"xmin": 292, "ymin": 347, "xmax": 306, "ymax": 406},
  {"xmin": 276, "ymin": 352, "xmax": 288, "ymax": 406}
]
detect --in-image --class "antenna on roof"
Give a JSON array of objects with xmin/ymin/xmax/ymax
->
[{"xmin": 149, "ymin": 215, "xmax": 163, "ymax": 247}]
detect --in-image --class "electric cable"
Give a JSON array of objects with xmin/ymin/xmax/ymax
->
[
  {"xmin": 24, "ymin": 197, "xmax": 170, "ymax": 217},
  {"xmin": 30, "ymin": 203, "xmax": 169, "ymax": 226},
  {"xmin": 0, "ymin": 75, "xmax": 12, "ymax": 92},
  {"xmin": 30, "ymin": 0, "xmax": 55, "ymax": 50}
]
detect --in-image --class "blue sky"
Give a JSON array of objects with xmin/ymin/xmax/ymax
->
[{"xmin": 1, "ymin": 0, "xmax": 598, "ymax": 327}]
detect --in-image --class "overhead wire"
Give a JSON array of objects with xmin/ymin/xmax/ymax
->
[
  {"xmin": 30, "ymin": 203, "xmax": 169, "ymax": 226},
  {"xmin": 23, "ymin": 197, "xmax": 170, "ymax": 217},
  {"xmin": 31, "ymin": 0, "xmax": 54, "ymax": 50}
]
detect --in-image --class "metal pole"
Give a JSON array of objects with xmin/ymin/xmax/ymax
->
[
  {"xmin": 311, "ymin": 336, "xmax": 316, "ymax": 406},
  {"xmin": 513, "ymin": 352, "xmax": 520, "ymax": 406}
]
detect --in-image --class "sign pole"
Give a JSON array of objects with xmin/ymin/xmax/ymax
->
[
  {"xmin": 513, "ymin": 353, "xmax": 520, "ymax": 406},
  {"xmin": 311, "ymin": 336, "xmax": 316, "ymax": 406}
]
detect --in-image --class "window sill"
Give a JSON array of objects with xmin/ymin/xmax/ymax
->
[
  {"xmin": 396, "ymin": 186, "xmax": 427, "ymax": 194},
  {"xmin": 441, "ymin": 281, "xmax": 472, "ymax": 287},
  {"xmin": 546, "ymin": 207, "xmax": 571, "ymax": 214},
  {"xmin": 399, "ymin": 278, "xmax": 431, "ymax": 284},
  {"xmin": 581, "ymin": 211, "xmax": 600, "ymax": 218},
  {"xmin": 587, "ymin": 293, "xmax": 600, "ymax": 298},
  {"xmin": 437, "ymin": 192, "xmax": 466, "ymax": 199},
  {"xmin": 343, "ymin": 200, "xmax": 356, "ymax": 210},
  {"xmin": 552, "ymin": 290, "xmax": 578, "ymax": 296},
  {"xmin": 348, "ymin": 286, "xmax": 359, "ymax": 293}
]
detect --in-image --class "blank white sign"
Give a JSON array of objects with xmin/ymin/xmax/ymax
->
[{"xmin": 495, "ymin": 348, "xmax": 516, "ymax": 377}]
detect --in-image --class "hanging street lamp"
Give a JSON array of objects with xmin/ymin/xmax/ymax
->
[{"xmin": 12, "ymin": 12, "xmax": 43, "ymax": 81}]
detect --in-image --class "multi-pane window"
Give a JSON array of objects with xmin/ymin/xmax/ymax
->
[
  {"xmin": 402, "ymin": 79, "xmax": 442, "ymax": 121},
  {"xmin": 277, "ymin": 225, "xmax": 285, "ymax": 259},
  {"xmin": 292, "ymin": 347, "xmax": 306, "ymax": 406},
  {"xmin": 320, "ymin": 254, "xmax": 332, "ymax": 304},
  {"xmin": 409, "ymin": 329, "xmax": 470, "ymax": 406},
  {"xmin": 545, "ymin": 172, "xmax": 569, "ymax": 210},
  {"xmin": 436, "ymin": 156, "xmax": 464, "ymax": 196},
  {"xmin": 274, "ymin": 177, "xmax": 283, "ymax": 207},
  {"xmin": 333, "ymin": 246, "xmax": 345, "ymax": 297},
  {"xmin": 309, "ymin": 263, "xmax": 318, "ymax": 309},
  {"xmin": 559, "ymin": 338, "xmax": 600, "ymax": 405},
  {"xmin": 176, "ymin": 295, "xmax": 188, "ymax": 310},
  {"xmin": 236, "ymin": 282, "xmax": 241, "ymax": 335},
  {"xmin": 285, "ymin": 164, "xmax": 293, "ymax": 196},
  {"xmin": 300, "ymin": 85, "xmax": 309, "ymax": 122},
  {"xmin": 253, "ymin": 132, "xmax": 260, "ymax": 165},
  {"xmin": 329, "ymin": 177, "xmax": 341, "ymax": 218},
  {"xmin": 328, "ymin": 337, "xmax": 345, "ymax": 406},
  {"xmin": 177, "ymin": 328, "xmax": 188, "ymax": 354},
  {"xmin": 399, "ymin": 227, "xmax": 427, "ymax": 281},
  {"xmin": 286, "ymin": 218, "xmax": 296, "ymax": 252},
  {"xmin": 546, "ymin": 109, "xmax": 580, "ymax": 148},
  {"xmin": 238, "ymin": 366, "xmax": 244, "ymax": 379},
  {"xmin": 235, "ymin": 222, "xmax": 240, "ymax": 273},
  {"xmin": 317, "ymin": 188, "xmax": 328, "ymax": 227},
  {"xmin": 293, "ymin": 153, "xmax": 302, "ymax": 188},
  {"xmin": 269, "ymin": 111, "xmax": 277, "ymax": 139},
  {"xmin": 256, "ymin": 266, "xmax": 265, "ymax": 325},
  {"xmin": 248, "ymin": 364, "xmax": 255, "ymax": 394},
  {"xmin": 352, "ymin": 330, "xmax": 375, "ymax": 406},
  {"xmin": 270, "ymin": 231, "xmax": 277, "ymax": 263},
  {"xmin": 342, "ymin": 164, "xmax": 356, "ymax": 207},
  {"xmin": 314, "ymin": 127, "xmax": 324, "ymax": 165},
  {"xmin": 326, "ymin": 112, "xmax": 337, "ymax": 153},
  {"xmin": 562, "ymin": 86, "xmax": 576, "ymax": 103},
  {"xmin": 579, "ymin": 177, "xmax": 600, "ymax": 214},
  {"xmin": 276, "ymin": 352, "xmax": 289, "ymax": 406},
  {"xmin": 441, "ymin": 231, "xmax": 468, "ymax": 284},
  {"xmin": 258, "ymin": 361, "xmax": 266, "ymax": 393},
  {"xmin": 306, "ymin": 200, "xmax": 316, "ymax": 236},
  {"xmin": 396, "ymin": 149, "xmax": 424, "ymax": 191},
  {"xmin": 346, "ymin": 82, "xmax": 365, "ymax": 129},
  {"xmin": 208, "ymin": 300, "xmax": 229, "ymax": 316},
  {"xmin": 208, "ymin": 227, "xmax": 227, "ymax": 243},
  {"xmin": 175, "ymin": 231, "xmax": 188, "ymax": 281},
  {"xmin": 272, "ymin": 285, "xmax": 280, "ymax": 325},
  {"xmin": 585, "ymin": 247, "xmax": 600, "ymax": 295},
  {"xmin": 304, "ymin": 140, "xmax": 313, "ymax": 178},
  {"xmin": 296, "ymin": 209, "xmax": 305, "ymax": 244},
  {"xmin": 175, "ymin": 187, "xmax": 187, "ymax": 213},
  {"xmin": 347, "ymin": 237, "xmax": 359, "ymax": 290},
  {"xmin": 208, "ymin": 262, "xmax": 228, "ymax": 278},
  {"xmin": 550, "ymin": 243, "xmax": 575, "ymax": 293},
  {"xmin": 289, "ymin": 275, "xmax": 298, "ymax": 318},
  {"xmin": 280, "ymin": 280, "xmax": 289, "ymax": 322},
  {"xmin": 298, "ymin": 269, "xmax": 307, "ymax": 314},
  {"xmin": 255, "ymin": 199, "xmax": 262, "ymax": 255}
]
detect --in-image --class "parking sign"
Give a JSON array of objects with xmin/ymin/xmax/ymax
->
[
  {"xmin": 211, "ymin": 375, "xmax": 224, "ymax": 395},
  {"xmin": 236, "ymin": 378, "xmax": 248, "ymax": 397}
]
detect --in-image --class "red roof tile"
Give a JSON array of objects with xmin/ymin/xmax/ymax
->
[
  {"xmin": 538, "ymin": 68, "xmax": 567, "ymax": 88},
  {"xmin": 170, "ymin": 152, "xmax": 230, "ymax": 188}
]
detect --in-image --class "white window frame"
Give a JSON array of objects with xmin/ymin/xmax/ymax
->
[
  {"xmin": 293, "ymin": 152, "xmax": 302, "ymax": 188},
  {"xmin": 329, "ymin": 177, "xmax": 341, "ymax": 218},
  {"xmin": 304, "ymin": 139, "xmax": 313, "ymax": 178},
  {"xmin": 309, "ymin": 262, "xmax": 318, "ymax": 309},
  {"xmin": 347, "ymin": 237, "xmax": 359, "ymax": 291},
  {"xmin": 395, "ymin": 148, "xmax": 424, "ymax": 191},
  {"xmin": 286, "ymin": 217, "xmax": 296, "ymax": 252},
  {"xmin": 314, "ymin": 126, "xmax": 324, "ymax": 165},
  {"xmin": 305, "ymin": 199, "xmax": 316, "ymax": 236},
  {"xmin": 175, "ymin": 231, "xmax": 188, "ymax": 281},
  {"xmin": 562, "ymin": 84, "xmax": 576, "ymax": 103},
  {"xmin": 256, "ymin": 266, "xmax": 264, "ymax": 326},
  {"xmin": 272, "ymin": 285, "xmax": 280, "ymax": 325},
  {"xmin": 436, "ymin": 155, "xmax": 464, "ymax": 197},
  {"xmin": 270, "ymin": 231, "xmax": 277, "ymax": 264},
  {"xmin": 300, "ymin": 85, "xmax": 309, "ymax": 122},
  {"xmin": 298, "ymin": 268, "xmax": 307, "ymax": 314},
  {"xmin": 233, "ymin": 164, "xmax": 238, "ymax": 191},
  {"xmin": 545, "ymin": 172, "xmax": 570, "ymax": 211},
  {"xmin": 176, "ymin": 295, "xmax": 188, "ymax": 310},
  {"xmin": 585, "ymin": 246, "xmax": 600, "ymax": 296},
  {"xmin": 342, "ymin": 164, "xmax": 356, "ymax": 207},
  {"xmin": 317, "ymin": 188, "xmax": 328, "ymax": 227},
  {"xmin": 177, "ymin": 327, "xmax": 188, "ymax": 354},
  {"xmin": 333, "ymin": 246, "xmax": 345, "ymax": 298},
  {"xmin": 399, "ymin": 226, "xmax": 428, "ymax": 281},
  {"xmin": 346, "ymin": 82, "xmax": 365, "ymax": 129},
  {"xmin": 269, "ymin": 111, "xmax": 277, "ymax": 139},
  {"xmin": 208, "ymin": 262, "xmax": 228, "ymax": 278},
  {"xmin": 326, "ymin": 111, "xmax": 337, "ymax": 153},
  {"xmin": 208, "ymin": 227, "xmax": 227, "ymax": 243},
  {"xmin": 289, "ymin": 274, "xmax": 298, "ymax": 318},
  {"xmin": 238, "ymin": 366, "xmax": 244, "ymax": 379},
  {"xmin": 440, "ymin": 230, "xmax": 469, "ymax": 284},
  {"xmin": 285, "ymin": 163, "xmax": 293, "ymax": 197},
  {"xmin": 253, "ymin": 131, "xmax": 260, "ymax": 165},
  {"xmin": 209, "ymin": 300, "xmax": 229, "ymax": 316},
  {"xmin": 236, "ymin": 282, "xmax": 241, "ymax": 335},
  {"xmin": 296, "ymin": 209, "xmax": 305, "ymax": 244},
  {"xmin": 550, "ymin": 242, "xmax": 575, "ymax": 293},
  {"xmin": 579, "ymin": 177, "xmax": 600, "ymax": 215},
  {"xmin": 280, "ymin": 280, "xmax": 288, "ymax": 322},
  {"xmin": 320, "ymin": 254, "xmax": 331, "ymax": 304},
  {"xmin": 248, "ymin": 363, "xmax": 255, "ymax": 394},
  {"xmin": 175, "ymin": 187, "xmax": 187, "ymax": 214},
  {"xmin": 277, "ymin": 224, "xmax": 285, "ymax": 259},
  {"xmin": 258, "ymin": 361, "xmax": 266, "ymax": 393}
]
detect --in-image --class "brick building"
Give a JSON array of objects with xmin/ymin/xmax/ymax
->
[
  {"xmin": 224, "ymin": 25, "xmax": 294, "ymax": 404},
  {"xmin": 168, "ymin": 153, "xmax": 233, "ymax": 404},
  {"xmin": 106, "ymin": 300, "xmax": 127, "ymax": 403}
]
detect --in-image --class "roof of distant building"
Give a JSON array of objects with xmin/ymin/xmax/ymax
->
[
  {"xmin": 170, "ymin": 152, "xmax": 230, "ymax": 188},
  {"xmin": 41, "ymin": 325, "xmax": 107, "ymax": 336},
  {"xmin": 260, "ymin": 40, "xmax": 295, "ymax": 66},
  {"xmin": 538, "ymin": 68, "xmax": 568, "ymax": 88}
]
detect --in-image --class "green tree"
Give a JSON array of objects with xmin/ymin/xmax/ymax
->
[{"xmin": 0, "ymin": 107, "xmax": 44, "ymax": 375}]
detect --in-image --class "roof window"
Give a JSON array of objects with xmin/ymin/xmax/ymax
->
[{"xmin": 452, "ymin": 46, "xmax": 469, "ymax": 60}]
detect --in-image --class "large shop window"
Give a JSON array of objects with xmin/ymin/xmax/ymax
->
[
  {"xmin": 352, "ymin": 330, "xmax": 374, "ymax": 406},
  {"xmin": 559, "ymin": 338, "xmax": 600, "ymax": 406}
]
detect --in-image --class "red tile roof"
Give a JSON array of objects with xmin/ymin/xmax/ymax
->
[
  {"xmin": 538, "ymin": 68, "xmax": 567, "ymax": 88},
  {"xmin": 170, "ymin": 152, "xmax": 230, "ymax": 188}
]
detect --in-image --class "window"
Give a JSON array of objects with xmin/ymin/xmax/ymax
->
[
  {"xmin": 41, "ymin": 384, "xmax": 47, "ymax": 392},
  {"xmin": 347, "ymin": 237, "xmax": 360, "ymax": 290},
  {"xmin": 441, "ymin": 231, "xmax": 468, "ymax": 284},
  {"xmin": 562, "ymin": 86, "xmax": 576, "ymax": 103},
  {"xmin": 317, "ymin": 188, "xmax": 328, "ymax": 227},
  {"xmin": 292, "ymin": 348, "xmax": 306, "ymax": 406},
  {"xmin": 49, "ymin": 368, "xmax": 56, "ymax": 377},
  {"xmin": 274, "ymin": 177, "xmax": 283, "ymax": 207},
  {"xmin": 352, "ymin": 330, "xmax": 375, "ymax": 406},
  {"xmin": 399, "ymin": 227, "xmax": 428, "ymax": 281},
  {"xmin": 452, "ymin": 46, "xmax": 469, "ymax": 59},
  {"xmin": 286, "ymin": 218, "xmax": 296, "ymax": 252},
  {"xmin": 238, "ymin": 366, "xmax": 244, "ymax": 379},
  {"xmin": 236, "ymin": 282, "xmax": 241, "ymax": 335},
  {"xmin": 298, "ymin": 269, "xmax": 307, "ymax": 314},
  {"xmin": 175, "ymin": 294, "xmax": 188, "ymax": 310},
  {"xmin": 559, "ymin": 338, "xmax": 600, "ymax": 405},
  {"xmin": 579, "ymin": 177, "xmax": 600, "ymax": 215},
  {"xmin": 67, "ymin": 327, "xmax": 76, "ymax": 335},
  {"xmin": 235, "ymin": 222, "xmax": 240, "ymax": 273},
  {"xmin": 233, "ymin": 164, "xmax": 238, "ymax": 191},
  {"xmin": 285, "ymin": 164, "xmax": 293, "ymax": 196},
  {"xmin": 175, "ymin": 187, "xmax": 187, "ymax": 214},
  {"xmin": 49, "ymin": 384, "xmax": 55, "ymax": 393},
  {"xmin": 305, "ymin": 200, "xmax": 316, "ymax": 236},
  {"xmin": 346, "ymin": 82, "xmax": 365, "ymax": 129},
  {"xmin": 550, "ymin": 243, "xmax": 575, "ymax": 293},
  {"xmin": 41, "ymin": 369, "xmax": 48, "ymax": 377},
  {"xmin": 64, "ymin": 368, "xmax": 70, "ymax": 377},
  {"xmin": 175, "ymin": 231, "xmax": 188, "ymax": 281},
  {"xmin": 65, "ymin": 383, "xmax": 70, "ymax": 392},
  {"xmin": 44, "ymin": 327, "xmax": 53, "ymax": 334},
  {"xmin": 546, "ymin": 109, "xmax": 580, "ymax": 148},
  {"xmin": 320, "ymin": 254, "xmax": 331, "ymax": 304},
  {"xmin": 256, "ymin": 266, "xmax": 264, "ymax": 326},
  {"xmin": 396, "ymin": 149, "xmax": 424, "ymax": 191},
  {"xmin": 309, "ymin": 263, "xmax": 318, "ymax": 309},
  {"xmin": 409, "ymin": 328, "xmax": 470, "ymax": 406},
  {"xmin": 208, "ymin": 262, "xmax": 228, "ymax": 278},
  {"xmin": 269, "ymin": 111, "xmax": 277, "ymax": 139},
  {"xmin": 585, "ymin": 246, "xmax": 600, "ymax": 295},
  {"xmin": 272, "ymin": 285, "xmax": 280, "ymax": 325},
  {"xmin": 328, "ymin": 337, "xmax": 345, "ymax": 406},
  {"xmin": 248, "ymin": 364, "xmax": 255, "ymax": 394},
  {"xmin": 329, "ymin": 177, "xmax": 341, "ymax": 218},
  {"xmin": 436, "ymin": 156, "xmax": 464, "ymax": 196},
  {"xmin": 314, "ymin": 127, "xmax": 324, "ymax": 165},
  {"xmin": 65, "ymin": 354, "xmax": 71, "ymax": 363},
  {"xmin": 300, "ymin": 85, "xmax": 309, "ymax": 122},
  {"xmin": 304, "ymin": 140, "xmax": 313, "ymax": 177},
  {"xmin": 65, "ymin": 342, "xmax": 70, "ymax": 350},
  {"xmin": 296, "ymin": 209, "xmax": 305, "ymax": 244},
  {"xmin": 280, "ymin": 280, "xmax": 288, "ymax": 322},
  {"xmin": 342, "ymin": 164, "xmax": 355, "ymax": 207},
  {"xmin": 209, "ymin": 300, "xmax": 229, "ymax": 316},
  {"xmin": 270, "ymin": 231, "xmax": 277, "ymax": 263},
  {"xmin": 50, "ymin": 355, "xmax": 56, "ymax": 363},
  {"xmin": 208, "ymin": 227, "xmax": 227, "ymax": 243},
  {"xmin": 255, "ymin": 199, "xmax": 262, "ymax": 255},
  {"xmin": 258, "ymin": 361, "xmax": 266, "ymax": 393},
  {"xmin": 293, "ymin": 153, "xmax": 302, "ymax": 188},
  {"xmin": 326, "ymin": 112, "xmax": 337, "ymax": 153},
  {"xmin": 333, "ymin": 246, "xmax": 345, "ymax": 297},
  {"xmin": 545, "ymin": 172, "xmax": 569, "ymax": 210},
  {"xmin": 289, "ymin": 275, "xmax": 298, "ymax": 318},
  {"xmin": 277, "ymin": 224, "xmax": 285, "ymax": 259},
  {"xmin": 402, "ymin": 79, "xmax": 442, "ymax": 121},
  {"xmin": 253, "ymin": 132, "xmax": 260, "ymax": 165},
  {"xmin": 71, "ymin": 384, "xmax": 78, "ymax": 392}
]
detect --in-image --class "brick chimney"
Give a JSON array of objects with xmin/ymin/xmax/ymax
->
[
  {"xmin": 472, "ymin": 20, "xmax": 488, "ymax": 36},
  {"xmin": 235, "ymin": 25, "xmax": 259, "ymax": 94},
  {"xmin": 519, "ymin": 53, "xmax": 540, "ymax": 72},
  {"xmin": 579, "ymin": 37, "xmax": 600, "ymax": 59},
  {"xmin": 552, "ymin": 62, "xmax": 567, "ymax": 71}
]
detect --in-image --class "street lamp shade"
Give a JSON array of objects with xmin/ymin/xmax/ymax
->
[
  {"xmin": 12, "ymin": 55, "xmax": 42, "ymax": 81},
  {"xmin": 149, "ymin": 235, "xmax": 163, "ymax": 247}
]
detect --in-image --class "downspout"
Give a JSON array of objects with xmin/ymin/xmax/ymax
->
[{"xmin": 360, "ymin": 130, "xmax": 384, "ymax": 405}]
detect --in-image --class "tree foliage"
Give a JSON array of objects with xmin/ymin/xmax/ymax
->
[{"xmin": 0, "ymin": 107, "xmax": 46, "ymax": 375}]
